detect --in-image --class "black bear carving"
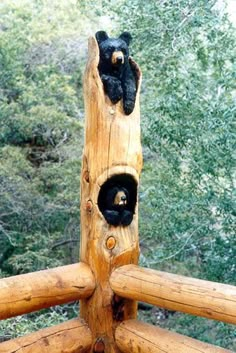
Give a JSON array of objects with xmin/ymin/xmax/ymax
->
[
  {"xmin": 102, "ymin": 186, "xmax": 133, "ymax": 226},
  {"xmin": 98, "ymin": 175, "xmax": 137, "ymax": 227},
  {"xmin": 95, "ymin": 31, "xmax": 137, "ymax": 115}
]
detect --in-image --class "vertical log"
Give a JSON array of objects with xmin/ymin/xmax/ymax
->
[{"xmin": 80, "ymin": 36, "xmax": 142, "ymax": 352}]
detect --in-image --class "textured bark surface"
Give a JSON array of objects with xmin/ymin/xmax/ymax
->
[
  {"xmin": 110, "ymin": 265, "xmax": 236, "ymax": 324},
  {"xmin": 0, "ymin": 263, "xmax": 95, "ymax": 320},
  {"xmin": 115, "ymin": 320, "xmax": 233, "ymax": 353},
  {"xmin": 0, "ymin": 319, "xmax": 92, "ymax": 353},
  {"xmin": 80, "ymin": 36, "xmax": 142, "ymax": 352}
]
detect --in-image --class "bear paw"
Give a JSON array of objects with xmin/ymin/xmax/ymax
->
[
  {"xmin": 103, "ymin": 210, "xmax": 121, "ymax": 226},
  {"xmin": 120, "ymin": 210, "xmax": 133, "ymax": 226},
  {"xmin": 123, "ymin": 99, "xmax": 135, "ymax": 115},
  {"xmin": 101, "ymin": 75, "xmax": 123, "ymax": 104}
]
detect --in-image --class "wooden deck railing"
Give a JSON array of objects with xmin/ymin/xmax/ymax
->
[{"xmin": 0, "ymin": 262, "xmax": 235, "ymax": 353}]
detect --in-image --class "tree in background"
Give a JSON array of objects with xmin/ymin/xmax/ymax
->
[
  {"xmin": 110, "ymin": 0, "xmax": 236, "ymax": 283},
  {"xmin": 0, "ymin": 0, "xmax": 91, "ymax": 275}
]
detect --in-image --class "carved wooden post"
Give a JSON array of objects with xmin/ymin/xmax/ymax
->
[{"xmin": 80, "ymin": 36, "xmax": 142, "ymax": 352}]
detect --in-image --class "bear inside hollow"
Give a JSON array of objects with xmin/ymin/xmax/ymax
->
[
  {"xmin": 95, "ymin": 30, "xmax": 137, "ymax": 115},
  {"xmin": 98, "ymin": 175, "xmax": 137, "ymax": 227},
  {"xmin": 102, "ymin": 186, "xmax": 133, "ymax": 226}
]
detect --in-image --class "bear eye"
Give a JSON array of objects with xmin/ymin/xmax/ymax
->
[{"xmin": 122, "ymin": 47, "xmax": 128, "ymax": 55}]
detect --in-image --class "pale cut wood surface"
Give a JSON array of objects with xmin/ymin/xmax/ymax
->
[
  {"xmin": 110, "ymin": 264, "xmax": 236, "ymax": 324},
  {"xmin": 0, "ymin": 263, "xmax": 95, "ymax": 319},
  {"xmin": 0, "ymin": 319, "xmax": 92, "ymax": 353},
  {"xmin": 80, "ymin": 36, "xmax": 142, "ymax": 352},
  {"xmin": 115, "ymin": 320, "xmax": 233, "ymax": 353}
]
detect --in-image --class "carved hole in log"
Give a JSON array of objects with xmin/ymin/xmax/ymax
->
[{"xmin": 98, "ymin": 174, "xmax": 137, "ymax": 227}]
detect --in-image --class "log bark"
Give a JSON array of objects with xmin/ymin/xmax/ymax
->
[
  {"xmin": 115, "ymin": 320, "xmax": 233, "ymax": 353},
  {"xmin": 0, "ymin": 263, "xmax": 95, "ymax": 319},
  {"xmin": 0, "ymin": 318, "xmax": 92, "ymax": 353},
  {"xmin": 110, "ymin": 265, "xmax": 236, "ymax": 324},
  {"xmin": 80, "ymin": 36, "xmax": 142, "ymax": 352}
]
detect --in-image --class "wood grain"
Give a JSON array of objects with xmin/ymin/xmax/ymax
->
[
  {"xmin": 80, "ymin": 36, "xmax": 142, "ymax": 352},
  {"xmin": 115, "ymin": 320, "xmax": 233, "ymax": 353},
  {"xmin": 110, "ymin": 265, "xmax": 236, "ymax": 324},
  {"xmin": 0, "ymin": 319, "xmax": 92, "ymax": 353},
  {"xmin": 0, "ymin": 263, "xmax": 95, "ymax": 319}
]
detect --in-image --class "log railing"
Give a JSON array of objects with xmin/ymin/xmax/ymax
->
[
  {"xmin": 0, "ymin": 34, "xmax": 235, "ymax": 353},
  {"xmin": 115, "ymin": 320, "xmax": 233, "ymax": 353},
  {"xmin": 0, "ymin": 319, "xmax": 92, "ymax": 353},
  {"xmin": 0, "ymin": 261, "xmax": 235, "ymax": 353},
  {"xmin": 0, "ymin": 263, "xmax": 95, "ymax": 320},
  {"xmin": 110, "ymin": 264, "xmax": 236, "ymax": 325}
]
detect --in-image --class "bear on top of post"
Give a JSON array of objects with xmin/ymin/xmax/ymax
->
[{"xmin": 95, "ymin": 31, "xmax": 137, "ymax": 115}]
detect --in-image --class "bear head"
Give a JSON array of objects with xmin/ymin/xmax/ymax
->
[{"xmin": 95, "ymin": 31, "xmax": 132, "ymax": 74}]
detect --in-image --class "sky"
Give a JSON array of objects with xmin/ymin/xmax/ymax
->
[
  {"xmin": 227, "ymin": 0, "xmax": 236, "ymax": 23},
  {"xmin": 217, "ymin": 0, "xmax": 236, "ymax": 24}
]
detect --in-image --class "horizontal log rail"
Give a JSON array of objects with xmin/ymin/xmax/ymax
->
[
  {"xmin": 0, "ymin": 262, "xmax": 95, "ymax": 320},
  {"xmin": 110, "ymin": 265, "xmax": 236, "ymax": 324},
  {"xmin": 0, "ymin": 318, "xmax": 92, "ymax": 353},
  {"xmin": 115, "ymin": 320, "xmax": 233, "ymax": 353}
]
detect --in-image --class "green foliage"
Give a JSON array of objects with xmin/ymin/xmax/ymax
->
[
  {"xmin": 112, "ymin": 0, "xmax": 236, "ymax": 283},
  {"xmin": 0, "ymin": 304, "xmax": 77, "ymax": 338},
  {"xmin": 0, "ymin": 0, "xmax": 96, "ymax": 275}
]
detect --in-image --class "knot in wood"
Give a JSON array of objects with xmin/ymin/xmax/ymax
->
[
  {"xmin": 83, "ymin": 170, "xmax": 90, "ymax": 183},
  {"xmin": 86, "ymin": 200, "xmax": 93, "ymax": 212},
  {"xmin": 106, "ymin": 236, "xmax": 116, "ymax": 250},
  {"xmin": 93, "ymin": 337, "xmax": 105, "ymax": 353}
]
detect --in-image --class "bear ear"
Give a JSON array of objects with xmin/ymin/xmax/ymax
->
[
  {"xmin": 95, "ymin": 31, "xmax": 109, "ymax": 44},
  {"xmin": 119, "ymin": 32, "xmax": 132, "ymax": 46}
]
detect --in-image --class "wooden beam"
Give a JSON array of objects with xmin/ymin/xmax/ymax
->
[
  {"xmin": 0, "ymin": 318, "xmax": 92, "ymax": 353},
  {"xmin": 115, "ymin": 320, "xmax": 233, "ymax": 353},
  {"xmin": 0, "ymin": 263, "xmax": 95, "ymax": 319},
  {"xmin": 110, "ymin": 265, "xmax": 236, "ymax": 324},
  {"xmin": 80, "ymin": 36, "xmax": 142, "ymax": 352}
]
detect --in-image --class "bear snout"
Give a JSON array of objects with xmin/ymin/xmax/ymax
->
[{"xmin": 112, "ymin": 51, "xmax": 124, "ymax": 65}]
